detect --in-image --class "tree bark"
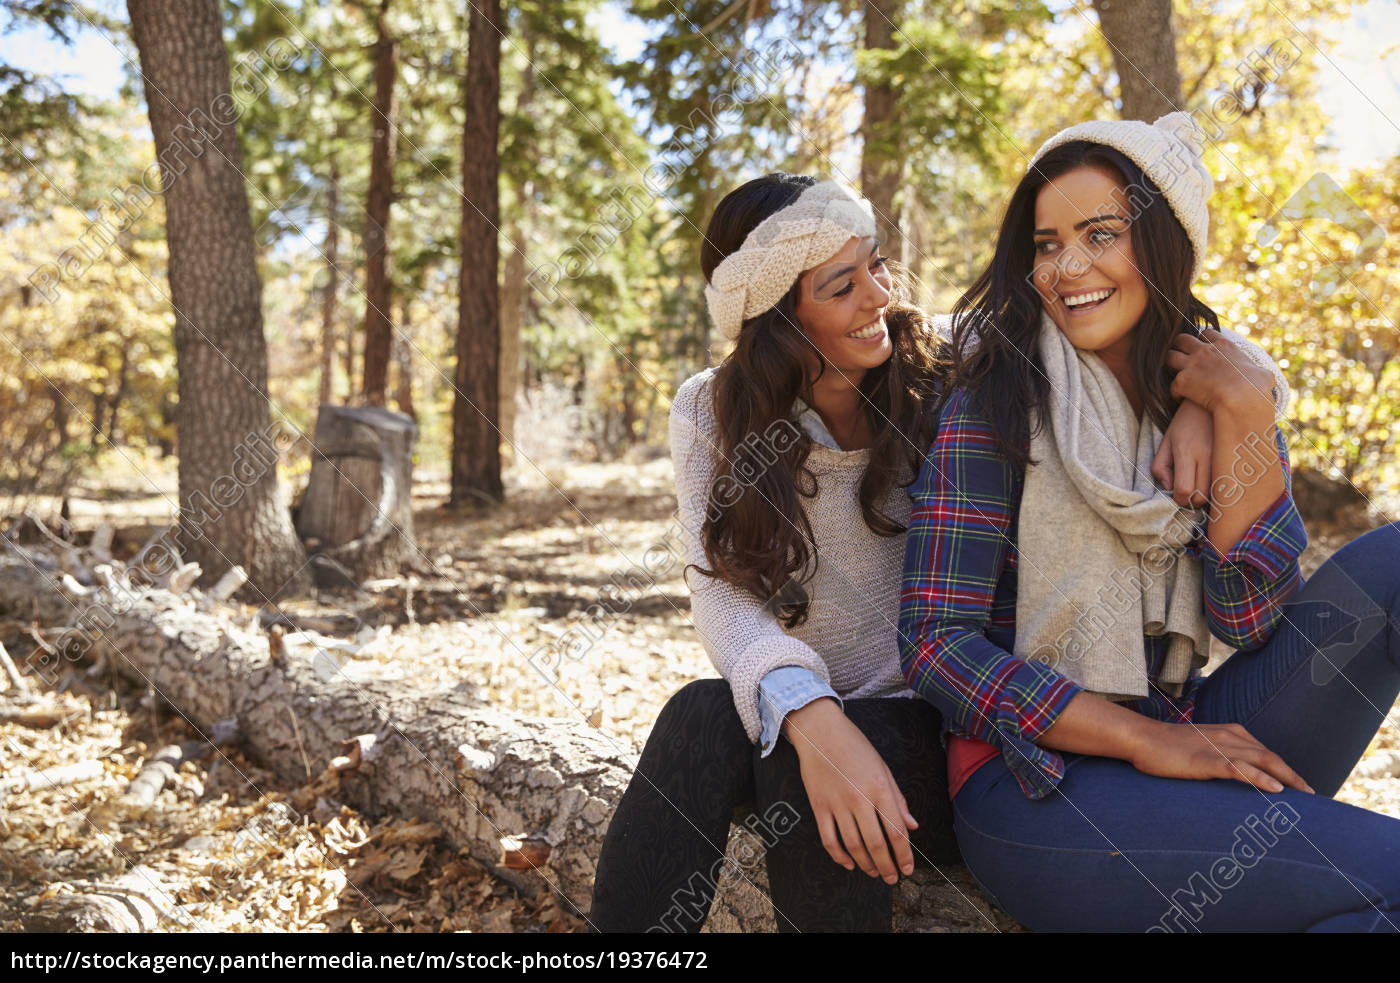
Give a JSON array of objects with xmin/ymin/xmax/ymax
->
[
  {"xmin": 318, "ymin": 158, "xmax": 341, "ymax": 411},
  {"xmin": 450, "ymin": 0, "xmax": 504, "ymax": 506},
  {"xmin": 860, "ymin": 0, "xmax": 903, "ymax": 263},
  {"xmin": 1091, "ymin": 0, "xmax": 1185, "ymax": 121},
  {"xmin": 498, "ymin": 34, "xmax": 537, "ymax": 463},
  {"xmin": 392, "ymin": 297, "xmax": 415, "ymax": 421},
  {"xmin": 499, "ymin": 221, "xmax": 524, "ymax": 464},
  {"xmin": 22, "ymin": 865, "xmax": 184, "ymax": 932},
  {"xmin": 360, "ymin": 0, "xmax": 398, "ymax": 407},
  {"xmin": 106, "ymin": 345, "xmax": 129, "ymax": 445},
  {"xmin": 342, "ymin": 310, "xmax": 357, "ymax": 404},
  {"xmin": 126, "ymin": 0, "xmax": 310, "ymax": 600},
  {"xmin": 0, "ymin": 553, "xmax": 1020, "ymax": 933}
]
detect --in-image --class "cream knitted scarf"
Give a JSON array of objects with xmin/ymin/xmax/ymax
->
[{"xmin": 1014, "ymin": 313, "xmax": 1210, "ymax": 700}]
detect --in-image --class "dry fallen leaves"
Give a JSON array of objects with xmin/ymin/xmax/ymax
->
[{"xmin": 2, "ymin": 461, "xmax": 1394, "ymax": 935}]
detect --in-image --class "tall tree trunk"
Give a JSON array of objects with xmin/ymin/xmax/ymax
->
[
  {"xmin": 360, "ymin": 0, "xmax": 398, "ymax": 406},
  {"xmin": 860, "ymin": 0, "xmax": 903, "ymax": 263},
  {"xmin": 318, "ymin": 158, "xmax": 341, "ymax": 411},
  {"xmin": 342, "ymin": 309, "xmax": 356, "ymax": 403},
  {"xmin": 450, "ymin": 0, "xmax": 504, "ymax": 507},
  {"xmin": 499, "ymin": 215, "xmax": 525, "ymax": 464},
  {"xmin": 127, "ymin": 0, "xmax": 310, "ymax": 599},
  {"xmin": 498, "ymin": 34, "xmax": 537, "ymax": 464},
  {"xmin": 49, "ymin": 382, "xmax": 70, "ymax": 456},
  {"xmin": 1091, "ymin": 0, "xmax": 1185, "ymax": 121},
  {"xmin": 393, "ymin": 297, "xmax": 415, "ymax": 421},
  {"xmin": 157, "ymin": 392, "xmax": 174, "ymax": 457},
  {"xmin": 107, "ymin": 345, "xmax": 129, "ymax": 445},
  {"xmin": 91, "ymin": 384, "xmax": 106, "ymax": 451}
]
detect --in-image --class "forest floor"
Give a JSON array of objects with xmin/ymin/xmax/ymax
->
[{"xmin": 1, "ymin": 456, "xmax": 1397, "ymax": 933}]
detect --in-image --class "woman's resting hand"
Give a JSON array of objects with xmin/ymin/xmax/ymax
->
[
  {"xmin": 1154, "ymin": 398, "xmax": 1213, "ymax": 507},
  {"xmin": 1042, "ymin": 692, "xmax": 1313, "ymax": 794},
  {"xmin": 1128, "ymin": 719, "xmax": 1315, "ymax": 794},
  {"xmin": 781, "ymin": 698, "xmax": 918, "ymax": 884}
]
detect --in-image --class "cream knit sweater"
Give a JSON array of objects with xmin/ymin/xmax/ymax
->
[{"xmin": 669, "ymin": 368, "xmax": 916, "ymax": 744}]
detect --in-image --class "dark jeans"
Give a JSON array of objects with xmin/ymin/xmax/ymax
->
[
  {"xmin": 955, "ymin": 523, "xmax": 1400, "ymax": 932},
  {"xmin": 589, "ymin": 680, "xmax": 957, "ymax": 932}
]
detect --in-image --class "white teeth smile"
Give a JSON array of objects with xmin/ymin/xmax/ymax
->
[
  {"xmin": 1063, "ymin": 288, "xmax": 1114, "ymax": 308},
  {"xmin": 848, "ymin": 320, "xmax": 884, "ymax": 339}
]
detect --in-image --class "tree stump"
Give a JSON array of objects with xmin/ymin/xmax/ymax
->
[{"xmin": 295, "ymin": 405, "xmax": 418, "ymax": 585}]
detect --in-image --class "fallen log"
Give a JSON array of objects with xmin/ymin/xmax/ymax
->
[
  {"xmin": 0, "ymin": 551, "xmax": 1015, "ymax": 933},
  {"xmin": 22, "ymin": 864, "xmax": 192, "ymax": 932}
]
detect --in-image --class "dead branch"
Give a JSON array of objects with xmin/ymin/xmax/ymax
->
[
  {"xmin": 0, "ymin": 640, "xmax": 29, "ymax": 694},
  {"xmin": 1, "ymin": 759, "xmax": 104, "ymax": 796}
]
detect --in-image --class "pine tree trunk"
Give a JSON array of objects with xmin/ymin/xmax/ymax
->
[
  {"xmin": 107, "ymin": 346, "xmax": 129, "ymax": 445},
  {"xmin": 1091, "ymin": 0, "xmax": 1185, "ymax": 121},
  {"xmin": 49, "ymin": 382, "xmax": 69, "ymax": 457},
  {"xmin": 499, "ymin": 221, "xmax": 524, "ymax": 463},
  {"xmin": 860, "ymin": 0, "xmax": 903, "ymax": 263},
  {"xmin": 126, "ymin": 0, "xmax": 310, "ymax": 600},
  {"xmin": 498, "ymin": 35, "xmax": 536, "ymax": 463},
  {"xmin": 360, "ymin": 0, "xmax": 398, "ymax": 407},
  {"xmin": 393, "ymin": 297, "xmax": 415, "ymax": 421},
  {"xmin": 450, "ymin": 0, "xmax": 504, "ymax": 507},
  {"xmin": 318, "ymin": 158, "xmax": 341, "ymax": 411},
  {"xmin": 342, "ymin": 313, "xmax": 356, "ymax": 404}
]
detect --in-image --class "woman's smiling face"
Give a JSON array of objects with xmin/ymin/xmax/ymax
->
[
  {"xmin": 1032, "ymin": 163, "xmax": 1149, "ymax": 364},
  {"xmin": 792, "ymin": 235, "xmax": 893, "ymax": 380}
]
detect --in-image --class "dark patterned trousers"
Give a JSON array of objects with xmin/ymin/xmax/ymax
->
[{"xmin": 589, "ymin": 678, "xmax": 957, "ymax": 932}]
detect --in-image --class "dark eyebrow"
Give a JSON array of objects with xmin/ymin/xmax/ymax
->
[
  {"xmin": 1033, "ymin": 214, "xmax": 1130, "ymax": 236},
  {"xmin": 815, "ymin": 241, "xmax": 882, "ymax": 290}
]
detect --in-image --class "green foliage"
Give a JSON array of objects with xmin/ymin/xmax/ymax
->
[{"xmin": 1, "ymin": 0, "xmax": 1392, "ymax": 502}]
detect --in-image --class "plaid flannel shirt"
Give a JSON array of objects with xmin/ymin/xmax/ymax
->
[{"xmin": 898, "ymin": 388, "xmax": 1308, "ymax": 799}]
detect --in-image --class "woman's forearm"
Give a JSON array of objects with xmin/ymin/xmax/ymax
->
[
  {"xmin": 1206, "ymin": 393, "xmax": 1285, "ymax": 556},
  {"xmin": 1037, "ymin": 691, "xmax": 1164, "ymax": 764}
]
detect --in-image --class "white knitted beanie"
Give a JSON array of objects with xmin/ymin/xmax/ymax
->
[
  {"xmin": 705, "ymin": 179, "xmax": 877, "ymax": 341},
  {"xmin": 1029, "ymin": 111, "xmax": 1213, "ymax": 281}
]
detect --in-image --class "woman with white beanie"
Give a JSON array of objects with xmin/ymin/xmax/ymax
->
[
  {"xmin": 900, "ymin": 112, "xmax": 1400, "ymax": 931},
  {"xmin": 590, "ymin": 162, "xmax": 1286, "ymax": 931}
]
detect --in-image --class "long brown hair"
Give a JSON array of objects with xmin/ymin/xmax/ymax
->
[{"xmin": 694, "ymin": 173, "xmax": 948, "ymax": 628}]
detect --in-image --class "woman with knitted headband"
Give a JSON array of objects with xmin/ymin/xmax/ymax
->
[
  {"xmin": 900, "ymin": 112, "xmax": 1400, "ymax": 931},
  {"xmin": 590, "ymin": 166, "xmax": 1285, "ymax": 932}
]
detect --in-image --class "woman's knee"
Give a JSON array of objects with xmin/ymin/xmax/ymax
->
[
  {"xmin": 1298, "ymin": 524, "xmax": 1400, "ymax": 635},
  {"xmin": 661, "ymin": 677, "xmax": 735, "ymax": 719},
  {"xmin": 647, "ymin": 678, "xmax": 747, "ymax": 752},
  {"xmin": 1323, "ymin": 522, "xmax": 1400, "ymax": 606}
]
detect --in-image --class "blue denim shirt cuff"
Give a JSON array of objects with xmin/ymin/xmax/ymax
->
[{"xmin": 757, "ymin": 666, "xmax": 841, "ymax": 757}]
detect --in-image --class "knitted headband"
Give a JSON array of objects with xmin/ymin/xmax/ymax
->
[
  {"xmin": 705, "ymin": 180, "xmax": 877, "ymax": 341},
  {"xmin": 1029, "ymin": 111, "xmax": 1213, "ymax": 281}
]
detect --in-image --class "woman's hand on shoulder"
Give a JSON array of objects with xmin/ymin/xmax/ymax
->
[
  {"xmin": 1166, "ymin": 330, "xmax": 1276, "ymax": 419},
  {"xmin": 1127, "ymin": 718, "xmax": 1314, "ymax": 794},
  {"xmin": 782, "ymin": 699, "xmax": 918, "ymax": 884}
]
